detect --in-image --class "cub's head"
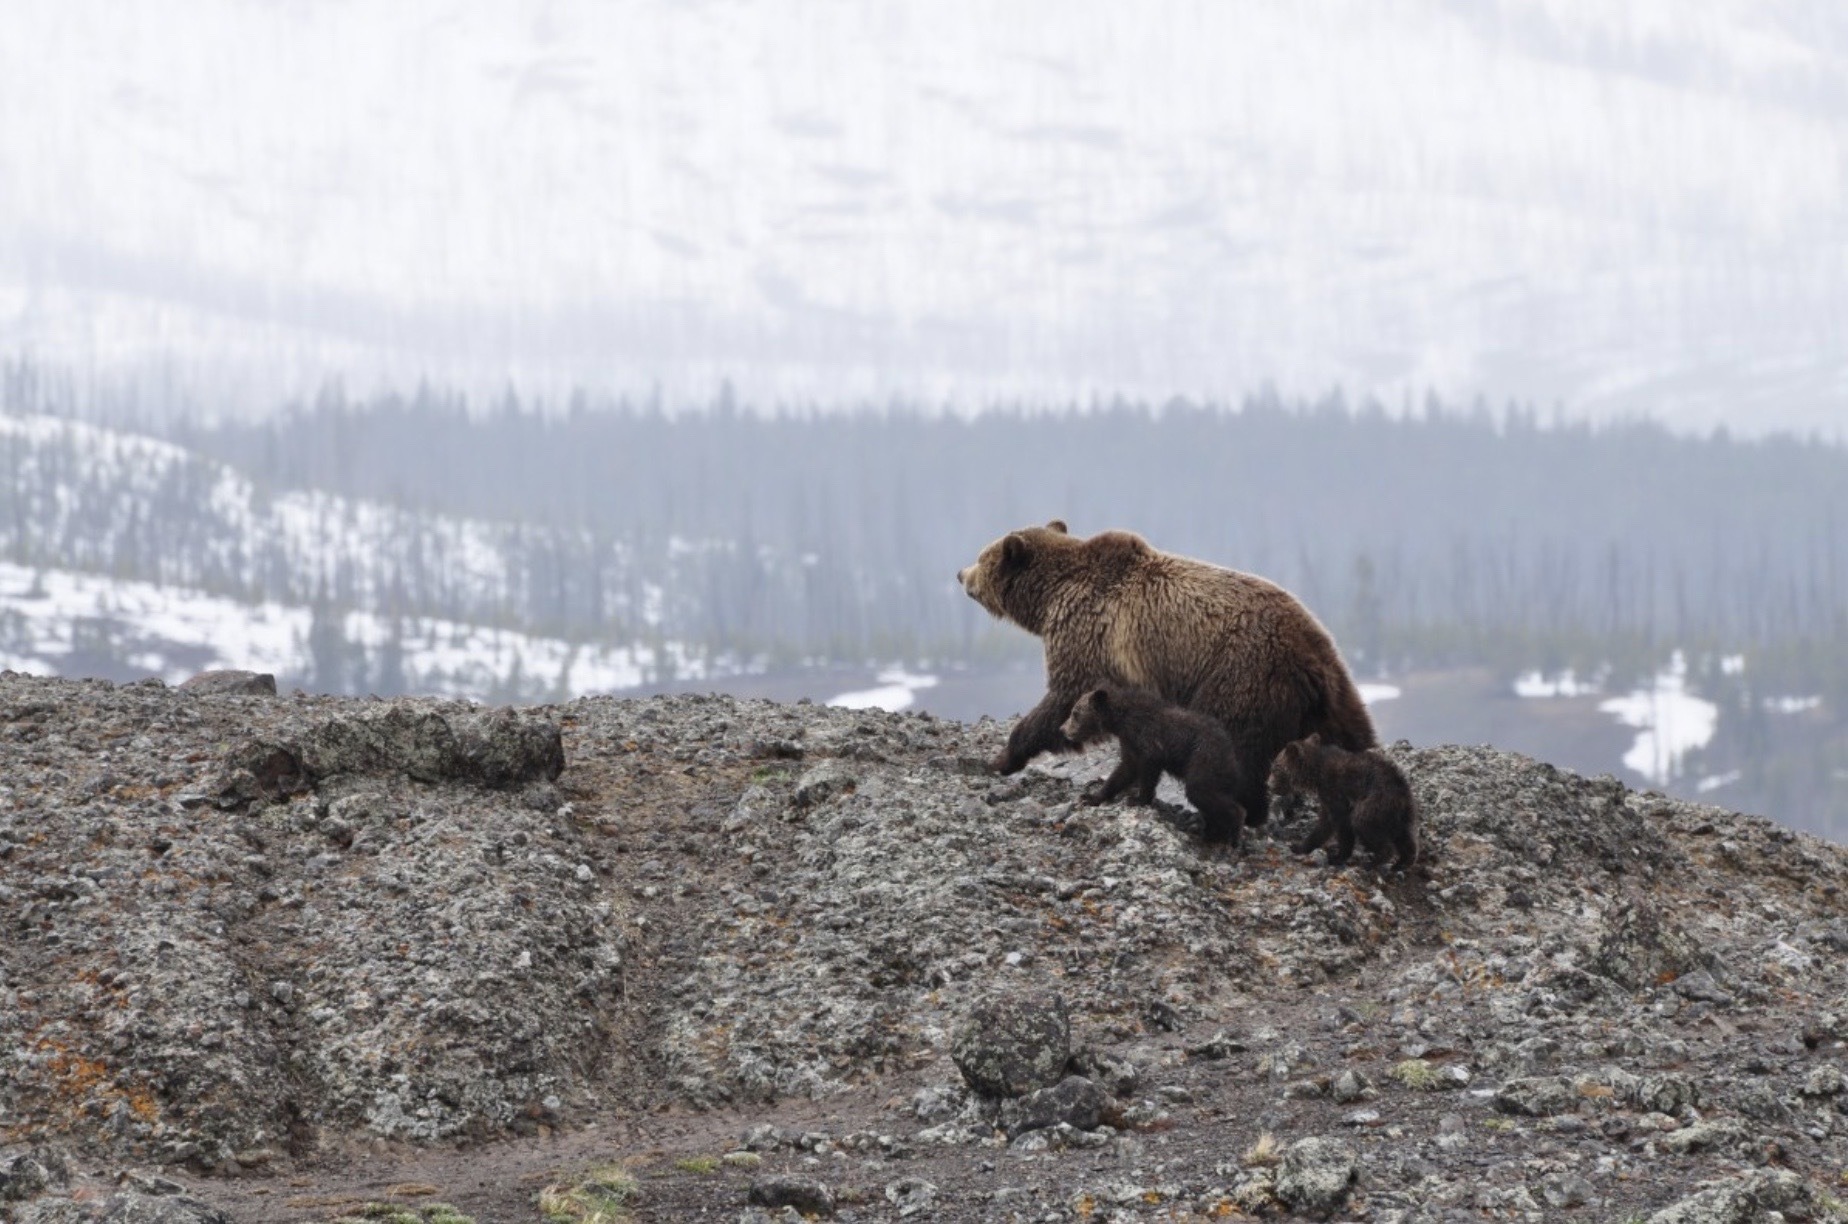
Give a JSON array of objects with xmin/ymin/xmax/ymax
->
[
  {"xmin": 956, "ymin": 519, "xmax": 1072, "ymax": 632},
  {"xmin": 1059, "ymin": 687, "xmax": 1115, "ymax": 747},
  {"xmin": 1267, "ymin": 738, "xmax": 1314, "ymax": 796}
]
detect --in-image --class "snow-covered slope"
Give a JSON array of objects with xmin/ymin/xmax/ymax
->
[
  {"xmin": 3, "ymin": 1, "xmax": 1845, "ymax": 430},
  {"xmin": 0, "ymin": 413, "xmax": 778, "ymax": 695},
  {"xmin": 0, "ymin": 561, "xmax": 727, "ymax": 700}
]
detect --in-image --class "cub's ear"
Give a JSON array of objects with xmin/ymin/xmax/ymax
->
[
  {"xmin": 1089, "ymin": 687, "xmax": 1109, "ymax": 710},
  {"xmin": 1045, "ymin": 519, "xmax": 1068, "ymax": 534},
  {"xmin": 1001, "ymin": 532, "xmax": 1030, "ymax": 568}
]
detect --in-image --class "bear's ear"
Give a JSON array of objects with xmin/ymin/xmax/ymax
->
[
  {"xmin": 1001, "ymin": 532, "xmax": 1030, "ymax": 569},
  {"xmin": 1090, "ymin": 687, "xmax": 1109, "ymax": 710},
  {"xmin": 1045, "ymin": 519, "xmax": 1068, "ymax": 534}
]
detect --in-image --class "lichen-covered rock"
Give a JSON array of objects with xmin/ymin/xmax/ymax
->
[
  {"xmin": 1272, "ymin": 1136, "xmax": 1356, "ymax": 1219},
  {"xmin": 15, "ymin": 1193, "xmax": 231, "ymax": 1223},
  {"xmin": 1493, "ymin": 1076, "xmax": 1579, "ymax": 1117},
  {"xmin": 999, "ymin": 1075, "xmax": 1104, "ymax": 1136},
  {"xmin": 1590, "ymin": 900, "xmax": 1714, "ymax": 990},
  {"xmin": 747, "ymin": 1176, "xmax": 835, "ymax": 1217},
  {"xmin": 299, "ymin": 705, "xmax": 463, "ymax": 783},
  {"xmin": 178, "ymin": 671, "xmax": 276, "ymax": 697},
  {"xmin": 1643, "ymin": 1169, "xmax": 1814, "ymax": 1224},
  {"xmin": 950, "ymin": 992, "xmax": 1072, "ymax": 1098},
  {"xmin": 451, "ymin": 707, "xmax": 565, "ymax": 787}
]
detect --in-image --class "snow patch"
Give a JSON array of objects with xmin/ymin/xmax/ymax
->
[
  {"xmin": 1598, "ymin": 651, "xmax": 1718, "ymax": 787},
  {"xmin": 828, "ymin": 668, "xmax": 940, "ymax": 713},
  {"xmin": 1513, "ymin": 669, "xmax": 1601, "ymax": 698},
  {"xmin": 1359, "ymin": 683, "xmax": 1401, "ymax": 705}
]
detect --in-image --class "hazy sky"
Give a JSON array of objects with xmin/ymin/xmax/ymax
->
[{"xmin": 2, "ymin": 0, "xmax": 1845, "ymax": 429}]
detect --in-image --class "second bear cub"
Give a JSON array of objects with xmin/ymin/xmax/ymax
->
[
  {"xmin": 1268, "ymin": 738, "xmax": 1419, "ymax": 870},
  {"xmin": 1059, "ymin": 684, "xmax": 1250, "ymax": 845}
]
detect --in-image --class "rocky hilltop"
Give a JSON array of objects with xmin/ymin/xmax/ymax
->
[{"xmin": 4, "ymin": 673, "xmax": 1848, "ymax": 1223}]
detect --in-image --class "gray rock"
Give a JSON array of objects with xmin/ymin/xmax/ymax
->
[
  {"xmin": 747, "ymin": 1177, "xmax": 835, "ymax": 1217},
  {"xmin": 1492, "ymin": 1076, "xmax": 1578, "ymax": 1117},
  {"xmin": 1, "ymin": 1156, "xmax": 51, "ymax": 1201},
  {"xmin": 911, "ymin": 1083, "xmax": 966, "ymax": 1123},
  {"xmin": 1000, "ymin": 1075, "xmax": 1104, "ymax": 1136},
  {"xmin": 1660, "ymin": 1117, "xmax": 1747, "ymax": 1155},
  {"xmin": 1672, "ymin": 969, "xmax": 1735, "ymax": 1006},
  {"xmin": 1803, "ymin": 1064, "xmax": 1845, "ymax": 1097},
  {"xmin": 1273, "ymin": 1136, "xmax": 1357, "ymax": 1219},
  {"xmin": 1643, "ymin": 1169, "xmax": 1813, "ymax": 1224},
  {"xmin": 1331, "ymin": 1069, "xmax": 1372, "ymax": 1104},
  {"xmin": 1070, "ymin": 1046, "xmax": 1140, "ymax": 1097},
  {"xmin": 1539, "ymin": 1173, "xmax": 1593, "ymax": 1208},
  {"xmin": 1589, "ymin": 900, "xmax": 1711, "ymax": 990},
  {"xmin": 452, "ymin": 707, "xmax": 567, "ymax": 787},
  {"xmin": 792, "ymin": 762, "xmax": 857, "ymax": 808},
  {"xmin": 885, "ymin": 1178, "xmax": 938, "ymax": 1217},
  {"xmin": 15, "ymin": 1195, "xmax": 231, "ymax": 1224},
  {"xmin": 178, "ymin": 671, "xmax": 276, "ymax": 697},
  {"xmin": 1637, "ymin": 1073, "xmax": 1700, "ymax": 1116},
  {"xmin": 951, "ymin": 991, "xmax": 1071, "ymax": 1098}
]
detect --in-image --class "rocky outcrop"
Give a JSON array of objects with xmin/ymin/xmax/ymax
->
[{"xmin": 7, "ymin": 673, "xmax": 1848, "ymax": 1221}]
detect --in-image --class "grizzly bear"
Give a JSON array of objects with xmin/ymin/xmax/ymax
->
[
  {"xmin": 1059, "ymin": 684, "xmax": 1251, "ymax": 845},
  {"xmin": 1268, "ymin": 737, "xmax": 1419, "ymax": 870},
  {"xmin": 957, "ymin": 521, "xmax": 1376, "ymax": 841}
]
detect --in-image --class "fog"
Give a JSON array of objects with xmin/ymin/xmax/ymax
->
[{"xmin": 3, "ymin": 0, "xmax": 1845, "ymax": 432}]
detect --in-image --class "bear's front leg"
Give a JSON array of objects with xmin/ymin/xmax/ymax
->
[{"xmin": 992, "ymin": 688, "xmax": 1080, "ymax": 774}]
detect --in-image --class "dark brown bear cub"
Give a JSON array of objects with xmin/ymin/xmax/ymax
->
[
  {"xmin": 1268, "ymin": 738, "xmax": 1419, "ymax": 870},
  {"xmin": 1060, "ymin": 685, "xmax": 1250, "ymax": 845}
]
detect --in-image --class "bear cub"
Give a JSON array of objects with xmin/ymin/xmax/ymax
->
[
  {"xmin": 1059, "ymin": 684, "xmax": 1250, "ymax": 845},
  {"xmin": 1268, "ymin": 738, "xmax": 1419, "ymax": 870}
]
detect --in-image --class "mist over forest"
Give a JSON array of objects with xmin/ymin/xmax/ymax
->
[{"xmin": 4, "ymin": 362, "xmax": 1846, "ymax": 837}]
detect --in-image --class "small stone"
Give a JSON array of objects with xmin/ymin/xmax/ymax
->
[
  {"xmin": 1802, "ymin": 1064, "xmax": 1845, "ymax": 1097},
  {"xmin": 884, "ymin": 1178, "xmax": 938, "ymax": 1218},
  {"xmin": 1000, "ymin": 1075, "xmax": 1104, "ymax": 1136},
  {"xmin": 1493, "ymin": 1076, "xmax": 1578, "ymax": 1117},
  {"xmin": 1185, "ymin": 1030, "xmax": 1247, "ymax": 1060},
  {"xmin": 1540, "ymin": 1173, "xmax": 1593, "ymax": 1209},
  {"xmin": 1331, "ymin": 1069, "xmax": 1372, "ymax": 1103},
  {"xmin": 747, "ymin": 1177, "xmax": 835, "ymax": 1217},
  {"xmin": 180, "ymin": 670, "xmax": 278, "ymax": 696}
]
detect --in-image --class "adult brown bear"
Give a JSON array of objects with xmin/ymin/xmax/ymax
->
[{"xmin": 956, "ymin": 521, "xmax": 1375, "ymax": 841}]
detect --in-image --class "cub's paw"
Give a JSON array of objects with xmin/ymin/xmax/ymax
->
[{"xmin": 1079, "ymin": 781, "xmax": 1114, "ymax": 806}]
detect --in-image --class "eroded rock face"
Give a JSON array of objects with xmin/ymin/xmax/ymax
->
[{"xmin": 950, "ymin": 992, "xmax": 1072, "ymax": 1099}]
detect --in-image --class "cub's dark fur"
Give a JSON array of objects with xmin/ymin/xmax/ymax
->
[
  {"xmin": 1269, "ymin": 738, "xmax": 1419, "ymax": 870},
  {"xmin": 1060, "ymin": 684, "xmax": 1251, "ymax": 845}
]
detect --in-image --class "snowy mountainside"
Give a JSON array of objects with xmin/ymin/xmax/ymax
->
[{"xmin": 0, "ymin": 414, "xmax": 768, "ymax": 693}]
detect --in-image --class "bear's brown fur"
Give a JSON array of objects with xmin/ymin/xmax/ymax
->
[
  {"xmin": 957, "ymin": 521, "xmax": 1376, "ymax": 839},
  {"xmin": 1268, "ymin": 738, "xmax": 1419, "ymax": 870},
  {"xmin": 1059, "ymin": 684, "xmax": 1251, "ymax": 845}
]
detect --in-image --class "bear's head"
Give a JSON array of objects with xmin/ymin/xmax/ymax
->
[
  {"xmin": 1059, "ymin": 687, "xmax": 1115, "ymax": 747},
  {"xmin": 956, "ymin": 519, "xmax": 1073, "ymax": 632},
  {"xmin": 1266, "ymin": 735, "xmax": 1327, "ymax": 797}
]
